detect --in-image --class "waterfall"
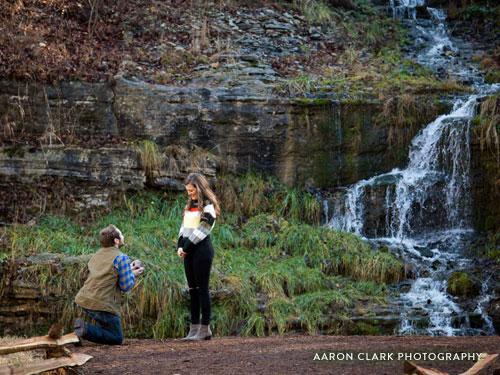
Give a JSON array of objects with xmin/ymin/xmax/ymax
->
[
  {"xmin": 327, "ymin": 0, "xmax": 499, "ymax": 335},
  {"xmin": 331, "ymin": 98, "xmax": 476, "ymax": 239},
  {"xmin": 390, "ymin": 0, "xmax": 425, "ymax": 20}
]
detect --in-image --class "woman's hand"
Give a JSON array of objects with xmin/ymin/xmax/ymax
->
[
  {"xmin": 132, "ymin": 267, "xmax": 144, "ymax": 276},
  {"xmin": 131, "ymin": 259, "xmax": 145, "ymax": 276},
  {"xmin": 177, "ymin": 248, "xmax": 187, "ymax": 258}
]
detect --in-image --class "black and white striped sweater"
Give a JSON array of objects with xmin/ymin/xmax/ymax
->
[{"xmin": 177, "ymin": 199, "xmax": 216, "ymax": 253}]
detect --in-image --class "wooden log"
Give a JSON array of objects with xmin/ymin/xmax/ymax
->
[
  {"xmin": 404, "ymin": 361, "xmax": 449, "ymax": 375},
  {"xmin": 460, "ymin": 354, "xmax": 498, "ymax": 375},
  {"xmin": 0, "ymin": 333, "xmax": 79, "ymax": 355},
  {"xmin": 0, "ymin": 352, "xmax": 92, "ymax": 375}
]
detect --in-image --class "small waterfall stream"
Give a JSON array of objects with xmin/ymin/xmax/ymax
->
[{"xmin": 328, "ymin": 0, "xmax": 499, "ymax": 335}]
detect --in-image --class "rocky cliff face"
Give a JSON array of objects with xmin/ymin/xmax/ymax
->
[
  {"xmin": 470, "ymin": 142, "xmax": 499, "ymax": 232},
  {"xmin": 0, "ymin": 77, "xmax": 445, "ymax": 222},
  {"xmin": 0, "ymin": 253, "xmax": 90, "ymax": 335}
]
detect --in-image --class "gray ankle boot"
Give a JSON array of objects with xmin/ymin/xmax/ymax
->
[
  {"xmin": 192, "ymin": 324, "xmax": 212, "ymax": 340},
  {"xmin": 181, "ymin": 324, "xmax": 200, "ymax": 341}
]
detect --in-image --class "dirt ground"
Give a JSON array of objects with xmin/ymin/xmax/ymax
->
[{"xmin": 75, "ymin": 335, "xmax": 500, "ymax": 375}]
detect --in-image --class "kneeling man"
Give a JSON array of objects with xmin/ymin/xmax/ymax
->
[{"xmin": 74, "ymin": 224, "xmax": 144, "ymax": 345}]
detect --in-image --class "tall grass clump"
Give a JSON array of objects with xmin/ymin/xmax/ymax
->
[
  {"xmin": 274, "ymin": 74, "xmax": 320, "ymax": 97},
  {"xmin": 473, "ymin": 95, "xmax": 499, "ymax": 160},
  {"xmin": 136, "ymin": 140, "xmax": 162, "ymax": 179},
  {"xmin": 293, "ymin": 0, "xmax": 335, "ymax": 25},
  {"xmin": 269, "ymin": 183, "xmax": 321, "ymax": 224}
]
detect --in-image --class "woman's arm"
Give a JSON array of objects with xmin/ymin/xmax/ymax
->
[{"xmin": 177, "ymin": 222, "xmax": 184, "ymax": 249}]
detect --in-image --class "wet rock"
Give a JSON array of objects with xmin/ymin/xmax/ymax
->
[
  {"xmin": 468, "ymin": 312, "xmax": 484, "ymax": 329},
  {"xmin": 399, "ymin": 280, "xmax": 413, "ymax": 293},
  {"xmin": 348, "ymin": 302, "xmax": 401, "ymax": 334},
  {"xmin": 431, "ymin": 260, "xmax": 442, "ymax": 270},
  {"xmin": 451, "ymin": 313, "xmax": 467, "ymax": 328},
  {"xmin": 487, "ymin": 297, "xmax": 500, "ymax": 333},
  {"xmin": 415, "ymin": 6, "xmax": 430, "ymax": 19},
  {"xmin": 415, "ymin": 246, "xmax": 434, "ymax": 258},
  {"xmin": 404, "ymin": 264, "xmax": 417, "ymax": 279},
  {"xmin": 436, "ymin": 66, "xmax": 449, "ymax": 79},
  {"xmin": 420, "ymin": 269, "xmax": 431, "ymax": 278}
]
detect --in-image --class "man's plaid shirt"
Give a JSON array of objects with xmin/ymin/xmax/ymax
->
[{"xmin": 113, "ymin": 254, "xmax": 135, "ymax": 292}]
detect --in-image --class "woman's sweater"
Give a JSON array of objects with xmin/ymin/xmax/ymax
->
[{"xmin": 177, "ymin": 199, "xmax": 216, "ymax": 253}]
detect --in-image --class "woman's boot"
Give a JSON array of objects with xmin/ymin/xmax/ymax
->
[
  {"xmin": 181, "ymin": 324, "xmax": 200, "ymax": 341},
  {"xmin": 192, "ymin": 324, "xmax": 212, "ymax": 340}
]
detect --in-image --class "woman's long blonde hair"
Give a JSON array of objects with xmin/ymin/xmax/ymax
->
[{"xmin": 184, "ymin": 173, "xmax": 221, "ymax": 216}]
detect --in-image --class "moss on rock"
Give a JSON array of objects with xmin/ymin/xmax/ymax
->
[{"xmin": 447, "ymin": 271, "xmax": 481, "ymax": 298}]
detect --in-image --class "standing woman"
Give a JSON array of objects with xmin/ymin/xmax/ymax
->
[{"xmin": 177, "ymin": 173, "xmax": 220, "ymax": 341}]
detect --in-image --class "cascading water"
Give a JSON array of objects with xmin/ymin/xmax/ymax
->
[
  {"xmin": 389, "ymin": 0, "xmax": 425, "ymax": 20},
  {"xmin": 328, "ymin": 0, "xmax": 499, "ymax": 335}
]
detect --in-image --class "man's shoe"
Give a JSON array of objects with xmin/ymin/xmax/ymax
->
[
  {"xmin": 192, "ymin": 324, "xmax": 212, "ymax": 341},
  {"xmin": 73, "ymin": 318, "xmax": 85, "ymax": 346},
  {"xmin": 180, "ymin": 324, "xmax": 200, "ymax": 341}
]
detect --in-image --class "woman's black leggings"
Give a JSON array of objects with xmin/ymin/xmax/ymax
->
[{"xmin": 183, "ymin": 237, "xmax": 214, "ymax": 325}]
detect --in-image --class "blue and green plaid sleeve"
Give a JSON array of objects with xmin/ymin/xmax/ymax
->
[{"xmin": 113, "ymin": 254, "xmax": 135, "ymax": 292}]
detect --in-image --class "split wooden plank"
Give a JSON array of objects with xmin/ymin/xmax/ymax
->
[
  {"xmin": 0, "ymin": 333, "xmax": 79, "ymax": 355},
  {"xmin": 404, "ymin": 361, "xmax": 449, "ymax": 375},
  {"xmin": 0, "ymin": 352, "xmax": 92, "ymax": 375},
  {"xmin": 460, "ymin": 353, "xmax": 498, "ymax": 375}
]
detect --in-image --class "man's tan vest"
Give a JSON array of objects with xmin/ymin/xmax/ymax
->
[{"xmin": 75, "ymin": 246, "xmax": 122, "ymax": 316}]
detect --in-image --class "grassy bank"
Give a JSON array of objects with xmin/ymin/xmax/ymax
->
[{"xmin": 0, "ymin": 174, "xmax": 404, "ymax": 338}]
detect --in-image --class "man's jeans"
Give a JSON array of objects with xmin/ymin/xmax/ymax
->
[{"xmin": 82, "ymin": 308, "xmax": 123, "ymax": 345}]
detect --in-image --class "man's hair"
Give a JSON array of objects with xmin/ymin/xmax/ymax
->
[{"xmin": 99, "ymin": 224, "xmax": 121, "ymax": 247}]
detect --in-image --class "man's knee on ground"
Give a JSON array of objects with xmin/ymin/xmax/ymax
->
[{"xmin": 109, "ymin": 333, "xmax": 124, "ymax": 345}]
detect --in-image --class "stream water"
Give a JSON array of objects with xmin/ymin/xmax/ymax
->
[{"xmin": 328, "ymin": 0, "xmax": 498, "ymax": 335}]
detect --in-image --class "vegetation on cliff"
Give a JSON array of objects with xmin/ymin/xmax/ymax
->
[
  {"xmin": 0, "ymin": 174, "xmax": 404, "ymax": 338},
  {"xmin": 471, "ymin": 94, "xmax": 500, "ymax": 233}
]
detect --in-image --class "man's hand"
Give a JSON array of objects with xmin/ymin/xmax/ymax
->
[{"xmin": 177, "ymin": 248, "xmax": 187, "ymax": 258}]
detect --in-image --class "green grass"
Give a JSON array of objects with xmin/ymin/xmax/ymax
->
[
  {"xmin": 293, "ymin": 0, "xmax": 336, "ymax": 25},
  {"xmin": 1, "ymin": 174, "xmax": 403, "ymax": 338}
]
